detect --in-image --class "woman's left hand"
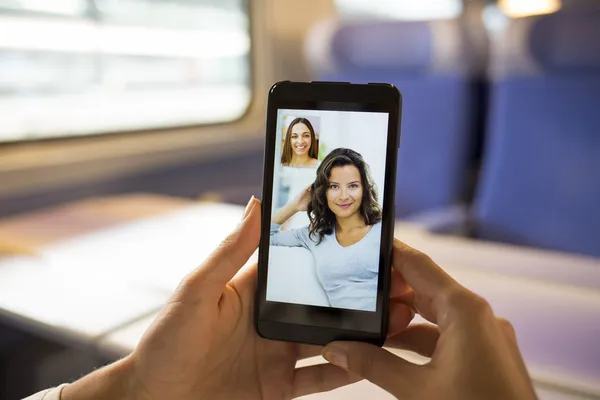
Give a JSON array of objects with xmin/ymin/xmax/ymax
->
[
  {"xmin": 293, "ymin": 184, "xmax": 312, "ymax": 212},
  {"xmin": 63, "ymin": 197, "xmax": 414, "ymax": 400}
]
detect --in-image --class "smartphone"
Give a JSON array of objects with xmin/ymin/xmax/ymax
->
[{"xmin": 255, "ymin": 81, "xmax": 401, "ymax": 346}]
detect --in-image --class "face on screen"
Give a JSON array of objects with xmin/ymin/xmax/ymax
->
[{"xmin": 266, "ymin": 109, "xmax": 389, "ymax": 312}]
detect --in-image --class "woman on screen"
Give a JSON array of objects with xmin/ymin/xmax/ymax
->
[
  {"xmin": 281, "ymin": 117, "xmax": 319, "ymax": 167},
  {"xmin": 271, "ymin": 148, "xmax": 382, "ymax": 311}
]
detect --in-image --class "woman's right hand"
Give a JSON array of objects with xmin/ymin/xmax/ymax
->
[
  {"xmin": 292, "ymin": 184, "xmax": 312, "ymax": 212},
  {"xmin": 272, "ymin": 185, "xmax": 312, "ymax": 225},
  {"xmin": 322, "ymin": 240, "xmax": 537, "ymax": 400}
]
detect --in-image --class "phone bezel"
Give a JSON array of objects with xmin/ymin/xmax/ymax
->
[{"xmin": 255, "ymin": 81, "xmax": 402, "ymax": 346}]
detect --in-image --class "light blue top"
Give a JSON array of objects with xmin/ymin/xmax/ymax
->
[{"xmin": 270, "ymin": 221, "xmax": 382, "ymax": 311}]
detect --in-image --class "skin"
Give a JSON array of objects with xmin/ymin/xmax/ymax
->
[
  {"xmin": 287, "ymin": 122, "xmax": 318, "ymax": 168},
  {"xmin": 326, "ymin": 165, "xmax": 372, "ymax": 247},
  {"xmin": 60, "ymin": 198, "xmax": 414, "ymax": 400},
  {"xmin": 322, "ymin": 240, "xmax": 538, "ymax": 400},
  {"xmin": 59, "ymin": 201, "xmax": 538, "ymax": 399}
]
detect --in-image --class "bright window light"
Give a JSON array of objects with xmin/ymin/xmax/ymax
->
[
  {"xmin": 0, "ymin": 0, "xmax": 251, "ymax": 143},
  {"xmin": 0, "ymin": 0, "xmax": 86, "ymax": 15},
  {"xmin": 499, "ymin": 0, "xmax": 561, "ymax": 18},
  {"xmin": 335, "ymin": 0, "xmax": 462, "ymax": 20},
  {"xmin": 0, "ymin": 16, "xmax": 249, "ymax": 58}
]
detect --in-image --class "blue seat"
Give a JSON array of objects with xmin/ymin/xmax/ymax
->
[
  {"xmin": 473, "ymin": 8, "xmax": 600, "ymax": 257},
  {"xmin": 305, "ymin": 19, "xmax": 487, "ymax": 217}
]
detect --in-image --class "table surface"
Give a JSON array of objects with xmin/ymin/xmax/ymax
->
[
  {"xmin": 1, "ymin": 199, "xmax": 600, "ymax": 399},
  {"xmin": 0, "ymin": 255, "xmax": 167, "ymax": 347}
]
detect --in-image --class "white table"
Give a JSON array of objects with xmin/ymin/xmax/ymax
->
[
  {"xmin": 38, "ymin": 202, "xmax": 248, "ymax": 294},
  {"xmin": 95, "ymin": 313, "xmax": 159, "ymax": 358},
  {"xmin": 0, "ymin": 203, "xmax": 252, "ymax": 347},
  {"xmin": 0, "ymin": 256, "xmax": 167, "ymax": 348}
]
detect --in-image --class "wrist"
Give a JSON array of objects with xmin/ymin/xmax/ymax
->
[{"xmin": 61, "ymin": 355, "xmax": 139, "ymax": 400}]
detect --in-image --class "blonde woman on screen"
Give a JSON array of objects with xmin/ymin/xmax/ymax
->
[{"xmin": 281, "ymin": 117, "xmax": 319, "ymax": 167}]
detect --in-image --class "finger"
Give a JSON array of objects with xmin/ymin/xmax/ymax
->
[
  {"xmin": 386, "ymin": 324, "xmax": 440, "ymax": 358},
  {"xmin": 387, "ymin": 302, "xmax": 414, "ymax": 337},
  {"xmin": 389, "ymin": 268, "xmax": 412, "ymax": 300},
  {"xmin": 392, "ymin": 239, "xmax": 463, "ymax": 324},
  {"xmin": 496, "ymin": 317, "xmax": 522, "ymax": 361},
  {"xmin": 497, "ymin": 317, "xmax": 517, "ymax": 342},
  {"xmin": 392, "ymin": 239, "xmax": 456, "ymax": 299},
  {"xmin": 296, "ymin": 343, "xmax": 323, "ymax": 360},
  {"xmin": 292, "ymin": 363, "xmax": 361, "ymax": 398},
  {"xmin": 174, "ymin": 197, "xmax": 261, "ymax": 302},
  {"xmin": 494, "ymin": 318, "xmax": 534, "ymax": 391},
  {"xmin": 322, "ymin": 341, "xmax": 421, "ymax": 397},
  {"xmin": 228, "ymin": 261, "xmax": 258, "ymax": 303}
]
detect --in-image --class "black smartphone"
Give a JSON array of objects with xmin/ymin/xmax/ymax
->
[{"xmin": 255, "ymin": 81, "xmax": 401, "ymax": 346}]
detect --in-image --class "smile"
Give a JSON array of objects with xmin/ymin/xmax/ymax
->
[
  {"xmin": 338, "ymin": 203, "xmax": 352, "ymax": 209},
  {"xmin": 295, "ymin": 145, "xmax": 307, "ymax": 150}
]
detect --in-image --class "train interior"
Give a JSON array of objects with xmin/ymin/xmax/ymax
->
[{"xmin": 0, "ymin": 0, "xmax": 598, "ymax": 398}]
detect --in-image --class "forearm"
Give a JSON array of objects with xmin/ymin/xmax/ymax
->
[
  {"xmin": 272, "ymin": 203, "xmax": 298, "ymax": 225},
  {"xmin": 61, "ymin": 356, "xmax": 135, "ymax": 400}
]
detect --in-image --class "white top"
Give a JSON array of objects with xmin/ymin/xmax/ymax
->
[
  {"xmin": 23, "ymin": 384, "xmax": 68, "ymax": 400},
  {"xmin": 270, "ymin": 221, "xmax": 383, "ymax": 311}
]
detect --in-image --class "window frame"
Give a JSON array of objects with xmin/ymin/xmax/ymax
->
[{"xmin": 0, "ymin": 0, "xmax": 271, "ymax": 200}]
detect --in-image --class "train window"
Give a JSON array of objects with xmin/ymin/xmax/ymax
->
[
  {"xmin": 0, "ymin": 0, "xmax": 251, "ymax": 143},
  {"xmin": 334, "ymin": 0, "xmax": 463, "ymax": 20}
]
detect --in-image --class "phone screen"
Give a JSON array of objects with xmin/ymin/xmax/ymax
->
[{"xmin": 266, "ymin": 108, "xmax": 390, "ymax": 314}]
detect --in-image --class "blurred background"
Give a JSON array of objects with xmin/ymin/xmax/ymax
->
[{"xmin": 0, "ymin": 0, "xmax": 599, "ymax": 398}]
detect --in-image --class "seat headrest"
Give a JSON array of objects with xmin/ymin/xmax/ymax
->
[
  {"xmin": 305, "ymin": 18, "xmax": 484, "ymax": 77},
  {"xmin": 331, "ymin": 21, "xmax": 432, "ymax": 74},
  {"xmin": 491, "ymin": 8, "xmax": 600, "ymax": 78},
  {"xmin": 530, "ymin": 10, "xmax": 600, "ymax": 73}
]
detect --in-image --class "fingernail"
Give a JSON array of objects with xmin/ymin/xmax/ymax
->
[
  {"xmin": 243, "ymin": 196, "xmax": 255, "ymax": 220},
  {"xmin": 322, "ymin": 347, "xmax": 348, "ymax": 370}
]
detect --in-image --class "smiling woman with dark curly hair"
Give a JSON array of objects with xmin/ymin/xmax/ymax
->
[{"xmin": 270, "ymin": 148, "xmax": 383, "ymax": 311}]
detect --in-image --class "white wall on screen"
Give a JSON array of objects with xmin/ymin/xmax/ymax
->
[{"xmin": 317, "ymin": 111, "xmax": 388, "ymax": 204}]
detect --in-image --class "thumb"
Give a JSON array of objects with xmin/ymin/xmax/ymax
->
[
  {"xmin": 322, "ymin": 341, "xmax": 421, "ymax": 397},
  {"xmin": 173, "ymin": 197, "xmax": 261, "ymax": 303}
]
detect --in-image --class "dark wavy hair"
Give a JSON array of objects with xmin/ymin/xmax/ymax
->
[
  {"xmin": 307, "ymin": 148, "xmax": 382, "ymax": 244},
  {"xmin": 281, "ymin": 117, "xmax": 318, "ymax": 165}
]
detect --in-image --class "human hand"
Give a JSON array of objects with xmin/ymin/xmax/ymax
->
[
  {"xmin": 125, "ymin": 197, "xmax": 355, "ymax": 400},
  {"xmin": 292, "ymin": 184, "xmax": 312, "ymax": 212},
  {"xmin": 63, "ymin": 197, "xmax": 414, "ymax": 400},
  {"xmin": 322, "ymin": 240, "xmax": 537, "ymax": 400}
]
